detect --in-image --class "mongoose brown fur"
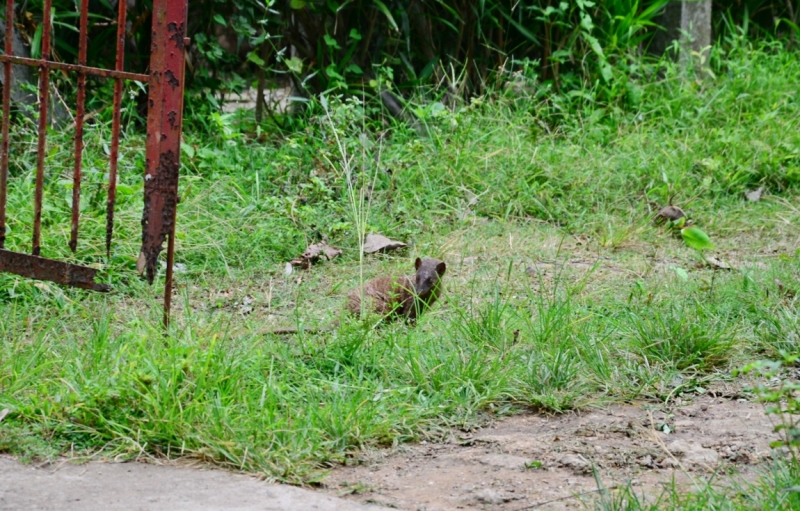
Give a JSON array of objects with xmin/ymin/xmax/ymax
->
[
  {"xmin": 346, "ymin": 257, "xmax": 447, "ymax": 322},
  {"xmin": 270, "ymin": 257, "xmax": 446, "ymax": 334}
]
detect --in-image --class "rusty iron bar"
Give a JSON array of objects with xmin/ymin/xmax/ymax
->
[
  {"xmin": 32, "ymin": 0, "xmax": 53, "ymax": 256},
  {"xmin": 69, "ymin": 0, "xmax": 90, "ymax": 253},
  {"xmin": 0, "ymin": 55, "xmax": 149, "ymax": 82},
  {"xmin": 105, "ymin": 0, "xmax": 129, "ymax": 259},
  {"xmin": 142, "ymin": 0, "xmax": 188, "ymax": 328},
  {"xmin": 0, "ymin": 0, "xmax": 13, "ymax": 249},
  {"xmin": 0, "ymin": 248, "xmax": 110, "ymax": 291}
]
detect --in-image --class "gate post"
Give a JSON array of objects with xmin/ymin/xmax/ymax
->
[{"xmin": 141, "ymin": 0, "xmax": 189, "ymax": 327}]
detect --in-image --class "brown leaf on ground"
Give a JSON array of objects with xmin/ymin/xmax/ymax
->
[
  {"xmin": 362, "ymin": 233, "xmax": 407, "ymax": 254},
  {"xmin": 654, "ymin": 205, "xmax": 686, "ymax": 224},
  {"xmin": 745, "ymin": 186, "xmax": 764, "ymax": 202},
  {"xmin": 704, "ymin": 256, "xmax": 733, "ymax": 270},
  {"xmin": 289, "ymin": 242, "xmax": 343, "ymax": 269}
]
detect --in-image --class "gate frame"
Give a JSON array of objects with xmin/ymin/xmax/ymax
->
[{"xmin": 0, "ymin": 0, "xmax": 189, "ymax": 325}]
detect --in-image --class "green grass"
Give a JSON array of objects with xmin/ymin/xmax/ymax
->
[
  {"xmin": 587, "ymin": 456, "xmax": 800, "ymax": 510},
  {"xmin": 1, "ymin": 38, "xmax": 800, "ymax": 508}
]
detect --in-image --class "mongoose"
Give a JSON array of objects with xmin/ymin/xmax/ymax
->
[
  {"xmin": 270, "ymin": 257, "xmax": 447, "ymax": 334},
  {"xmin": 346, "ymin": 257, "xmax": 447, "ymax": 322}
]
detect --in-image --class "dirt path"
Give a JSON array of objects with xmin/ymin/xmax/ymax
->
[
  {"xmin": 0, "ymin": 387, "xmax": 777, "ymax": 511},
  {"xmin": 322, "ymin": 387, "xmax": 776, "ymax": 510}
]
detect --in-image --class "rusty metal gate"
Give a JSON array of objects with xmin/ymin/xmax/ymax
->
[{"xmin": 0, "ymin": 0, "xmax": 188, "ymax": 325}]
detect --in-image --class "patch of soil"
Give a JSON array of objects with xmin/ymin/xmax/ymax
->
[{"xmin": 322, "ymin": 389, "xmax": 777, "ymax": 510}]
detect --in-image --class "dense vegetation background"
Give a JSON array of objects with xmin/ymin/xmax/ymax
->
[{"xmin": 4, "ymin": 0, "xmax": 800, "ymax": 128}]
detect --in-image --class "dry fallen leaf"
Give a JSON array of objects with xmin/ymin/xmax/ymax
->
[
  {"xmin": 704, "ymin": 256, "xmax": 732, "ymax": 270},
  {"xmin": 362, "ymin": 233, "xmax": 407, "ymax": 254},
  {"xmin": 289, "ymin": 241, "xmax": 342, "ymax": 269},
  {"xmin": 745, "ymin": 186, "xmax": 764, "ymax": 202},
  {"xmin": 136, "ymin": 251, "xmax": 147, "ymax": 275},
  {"xmin": 239, "ymin": 295, "xmax": 255, "ymax": 315},
  {"xmin": 0, "ymin": 409, "xmax": 8, "ymax": 423}
]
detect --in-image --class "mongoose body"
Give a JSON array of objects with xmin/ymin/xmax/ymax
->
[
  {"xmin": 269, "ymin": 257, "xmax": 446, "ymax": 335},
  {"xmin": 346, "ymin": 257, "xmax": 447, "ymax": 322}
]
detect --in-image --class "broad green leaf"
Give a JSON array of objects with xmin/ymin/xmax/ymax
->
[
  {"xmin": 323, "ymin": 34, "xmax": 341, "ymax": 49},
  {"xmin": 285, "ymin": 56, "xmax": 303, "ymax": 74},
  {"xmin": 325, "ymin": 64, "xmax": 344, "ymax": 80},
  {"xmin": 349, "ymin": 28, "xmax": 362, "ymax": 41},
  {"xmin": 600, "ymin": 62, "xmax": 612, "ymax": 82},
  {"xmin": 580, "ymin": 12, "xmax": 594, "ymax": 32},
  {"xmin": 672, "ymin": 266, "xmax": 689, "ymax": 281},
  {"xmin": 247, "ymin": 52, "xmax": 265, "ymax": 67},
  {"xmin": 583, "ymin": 33, "xmax": 605, "ymax": 59},
  {"xmin": 213, "ymin": 14, "xmax": 226, "ymax": 26},
  {"xmin": 682, "ymin": 227, "xmax": 714, "ymax": 251},
  {"xmin": 181, "ymin": 142, "xmax": 195, "ymax": 159},
  {"xmin": 345, "ymin": 63, "xmax": 363, "ymax": 75},
  {"xmin": 290, "ymin": 0, "xmax": 307, "ymax": 8},
  {"xmin": 668, "ymin": 216, "xmax": 686, "ymax": 229}
]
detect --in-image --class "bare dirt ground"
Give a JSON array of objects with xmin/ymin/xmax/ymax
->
[
  {"xmin": 0, "ymin": 383, "xmax": 778, "ymax": 511},
  {"xmin": 322, "ymin": 384, "xmax": 777, "ymax": 510}
]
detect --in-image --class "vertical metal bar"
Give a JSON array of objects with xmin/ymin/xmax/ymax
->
[
  {"xmin": 162, "ymin": 22, "xmax": 191, "ymax": 330},
  {"xmin": 105, "ymin": 0, "xmax": 128, "ymax": 259},
  {"xmin": 163, "ymin": 32, "xmax": 189, "ymax": 329},
  {"xmin": 0, "ymin": 0, "xmax": 14, "ymax": 249},
  {"xmin": 141, "ymin": 0, "xmax": 188, "ymax": 328},
  {"xmin": 32, "ymin": 0, "xmax": 52, "ymax": 256},
  {"xmin": 69, "ymin": 0, "xmax": 89, "ymax": 253},
  {"xmin": 163, "ymin": 208, "xmax": 175, "ymax": 328}
]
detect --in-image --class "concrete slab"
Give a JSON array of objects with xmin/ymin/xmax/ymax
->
[{"xmin": 0, "ymin": 457, "xmax": 388, "ymax": 511}]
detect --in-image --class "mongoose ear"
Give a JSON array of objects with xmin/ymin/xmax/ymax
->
[
  {"xmin": 415, "ymin": 257, "xmax": 422, "ymax": 270},
  {"xmin": 436, "ymin": 262, "xmax": 447, "ymax": 275}
]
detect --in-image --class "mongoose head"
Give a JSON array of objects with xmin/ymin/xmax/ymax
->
[{"xmin": 414, "ymin": 257, "xmax": 447, "ymax": 298}]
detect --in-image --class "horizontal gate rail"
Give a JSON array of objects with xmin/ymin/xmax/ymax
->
[
  {"xmin": 0, "ymin": 249, "xmax": 110, "ymax": 292},
  {"xmin": 0, "ymin": 55, "xmax": 149, "ymax": 83}
]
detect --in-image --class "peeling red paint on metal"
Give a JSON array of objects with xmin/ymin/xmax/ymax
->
[
  {"xmin": 32, "ymin": 0, "xmax": 53, "ymax": 256},
  {"xmin": 141, "ymin": 149, "xmax": 179, "ymax": 283},
  {"xmin": 0, "ymin": 0, "xmax": 14, "ymax": 249},
  {"xmin": 70, "ymin": 0, "xmax": 90, "ymax": 253},
  {"xmin": 106, "ymin": 0, "xmax": 130, "ymax": 258},
  {"xmin": 165, "ymin": 69, "xmax": 180, "ymax": 89},
  {"xmin": 168, "ymin": 22, "xmax": 186, "ymax": 50},
  {"xmin": 141, "ymin": 0, "xmax": 189, "ymax": 326}
]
